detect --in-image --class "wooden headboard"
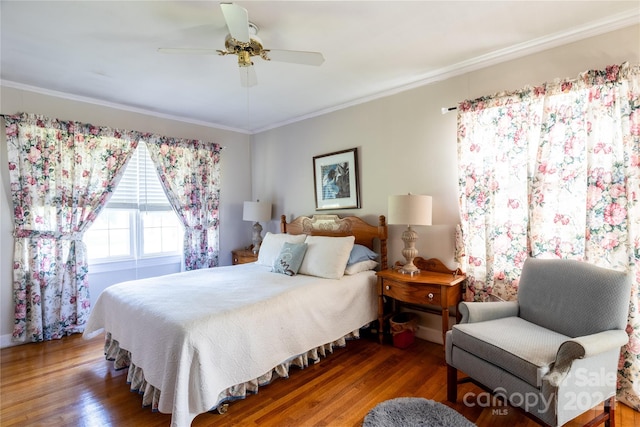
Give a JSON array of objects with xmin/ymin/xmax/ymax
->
[{"xmin": 280, "ymin": 214, "xmax": 388, "ymax": 269}]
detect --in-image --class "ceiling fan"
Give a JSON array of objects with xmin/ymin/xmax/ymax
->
[{"xmin": 158, "ymin": 2, "xmax": 325, "ymax": 87}]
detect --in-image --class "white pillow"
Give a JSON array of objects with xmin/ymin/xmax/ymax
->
[
  {"xmin": 298, "ymin": 235, "xmax": 355, "ymax": 279},
  {"xmin": 345, "ymin": 259, "xmax": 379, "ymax": 275},
  {"xmin": 256, "ymin": 232, "xmax": 307, "ymax": 267}
]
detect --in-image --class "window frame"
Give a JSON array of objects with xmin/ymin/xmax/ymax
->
[{"xmin": 84, "ymin": 141, "xmax": 184, "ymax": 268}]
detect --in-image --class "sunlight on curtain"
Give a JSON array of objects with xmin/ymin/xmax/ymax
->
[
  {"xmin": 4, "ymin": 113, "xmax": 138, "ymax": 342},
  {"xmin": 456, "ymin": 63, "xmax": 640, "ymax": 409},
  {"xmin": 145, "ymin": 137, "xmax": 223, "ymax": 270}
]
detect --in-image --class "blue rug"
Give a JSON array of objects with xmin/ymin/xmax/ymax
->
[{"xmin": 363, "ymin": 397, "xmax": 476, "ymax": 427}]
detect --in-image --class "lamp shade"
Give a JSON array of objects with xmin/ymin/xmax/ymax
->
[
  {"xmin": 243, "ymin": 201, "xmax": 272, "ymax": 222},
  {"xmin": 388, "ymin": 194, "xmax": 432, "ymax": 226}
]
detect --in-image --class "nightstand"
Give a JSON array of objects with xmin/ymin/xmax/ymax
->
[
  {"xmin": 231, "ymin": 247, "xmax": 258, "ymax": 265},
  {"xmin": 376, "ymin": 257, "xmax": 465, "ymax": 346}
]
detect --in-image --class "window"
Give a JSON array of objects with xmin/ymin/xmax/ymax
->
[
  {"xmin": 84, "ymin": 141, "xmax": 183, "ymax": 264},
  {"xmin": 84, "ymin": 209, "xmax": 132, "ymax": 259}
]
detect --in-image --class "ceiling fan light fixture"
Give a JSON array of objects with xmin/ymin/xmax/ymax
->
[
  {"xmin": 224, "ymin": 34, "xmax": 263, "ymax": 54},
  {"xmin": 159, "ymin": 2, "xmax": 324, "ymax": 87},
  {"xmin": 238, "ymin": 50, "xmax": 252, "ymax": 67}
]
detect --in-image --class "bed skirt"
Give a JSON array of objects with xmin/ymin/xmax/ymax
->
[{"xmin": 103, "ymin": 329, "xmax": 362, "ymax": 414}]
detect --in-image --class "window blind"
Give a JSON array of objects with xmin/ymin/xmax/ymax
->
[{"xmin": 107, "ymin": 141, "xmax": 171, "ymax": 211}]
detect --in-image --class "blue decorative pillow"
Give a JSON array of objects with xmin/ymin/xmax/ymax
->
[
  {"xmin": 347, "ymin": 244, "xmax": 379, "ymax": 266},
  {"xmin": 273, "ymin": 242, "xmax": 308, "ymax": 276}
]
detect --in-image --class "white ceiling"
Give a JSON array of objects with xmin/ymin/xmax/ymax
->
[{"xmin": 1, "ymin": 1, "xmax": 639, "ymax": 133}]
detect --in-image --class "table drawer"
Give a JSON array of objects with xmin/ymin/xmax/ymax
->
[
  {"xmin": 234, "ymin": 254, "xmax": 255, "ymax": 264},
  {"xmin": 232, "ymin": 249, "xmax": 258, "ymax": 265},
  {"xmin": 383, "ymin": 279, "xmax": 441, "ymax": 306}
]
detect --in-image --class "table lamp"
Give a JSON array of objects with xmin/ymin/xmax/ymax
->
[
  {"xmin": 243, "ymin": 200, "xmax": 272, "ymax": 253},
  {"xmin": 388, "ymin": 194, "xmax": 432, "ymax": 275}
]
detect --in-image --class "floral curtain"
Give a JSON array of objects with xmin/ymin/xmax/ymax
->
[
  {"xmin": 456, "ymin": 63, "xmax": 640, "ymax": 409},
  {"xmin": 4, "ymin": 113, "xmax": 138, "ymax": 342},
  {"xmin": 145, "ymin": 137, "xmax": 223, "ymax": 270}
]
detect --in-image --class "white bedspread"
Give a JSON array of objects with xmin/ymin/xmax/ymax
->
[{"xmin": 83, "ymin": 263, "xmax": 377, "ymax": 426}]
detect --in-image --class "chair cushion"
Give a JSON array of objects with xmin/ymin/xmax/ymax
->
[{"xmin": 451, "ymin": 317, "xmax": 569, "ymax": 387}]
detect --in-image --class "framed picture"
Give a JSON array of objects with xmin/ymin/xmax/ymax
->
[{"xmin": 313, "ymin": 148, "xmax": 361, "ymax": 210}]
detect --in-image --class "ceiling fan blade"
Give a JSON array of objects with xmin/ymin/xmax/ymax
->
[
  {"xmin": 220, "ymin": 3, "xmax": 250, "ymax": 43},
  {"xmin": 266, "ymin": 50, "xmax": 325, "ymax": 66},
  {"xmin": 239, "ymin": 66, "xmax": 257, "ymax": 87},
  {"xmin": 157, "ymin": 48, "xmax": 219, "ymax": 55}
]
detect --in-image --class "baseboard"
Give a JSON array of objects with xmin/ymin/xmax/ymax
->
[
  {"xmin": 1, "ymin": 325, "xmax": 447, "ymax": 348},
  {"xmin": 400, "ymin": 308, "xmax": 456, "ymax": 346},
  {"xmin": 415, "ymin": 324, "xmax": 444, "ymax": 345},
  {"xmin": 1, "ymin": 333, "xmax": 19, "ymax": 348}
]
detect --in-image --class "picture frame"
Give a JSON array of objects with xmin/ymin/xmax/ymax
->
[{"xmin": 313, "ymin": 148, "xmax": 361, "ymax": 210}]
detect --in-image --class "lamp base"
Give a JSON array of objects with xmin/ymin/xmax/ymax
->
[
  {"xmin": 397, "ymin": 263, "xmax": 421, "ymax": 276},
  {"xmin": 398, "ymin": 225, "xmax": 420, "ymax": 276},
  {"xmin": 251, "ymin": 222, "xmax": 263, "ymax": 254}
]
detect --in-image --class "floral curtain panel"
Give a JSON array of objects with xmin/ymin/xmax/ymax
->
[
  {"xmin": 456, "ymin": 63, "xmax": 640, "ymax": 408},
  {"xmin": 4, "ymin": 113, "xmax": 138, "ymax": 342},
  {"xmin": 146, "ymin": 137, "xmax": 223, "ymax": 270}
]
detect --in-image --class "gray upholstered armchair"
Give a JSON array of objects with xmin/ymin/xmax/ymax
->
[{"xmin": 446, "ymin": 258, "xmax": 631, "ymax": 427}]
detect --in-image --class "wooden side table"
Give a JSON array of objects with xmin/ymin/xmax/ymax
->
[
  {"xmin": 376, "ymin": 257, "xmax": 465, "ymax": 346},
  {"xmin": 231, "ymin": 247, "xmax": 258, "ymax": 265}
]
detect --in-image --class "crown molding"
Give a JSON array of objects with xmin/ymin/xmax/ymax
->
[
  {"xmin": 2, "ymin": 8, "xmax": 638, "ymax": 135},
  {"xmin": 0, "ymin": 80, "xmax": 251, "ymax": 135},
  {"xmin": 253, "ymin": 9, "xmax": 639, "ymax": 133}
]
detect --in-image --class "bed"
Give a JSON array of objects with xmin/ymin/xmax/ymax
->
[{"xmin": 83, "ymin": 214, "xmax": 388, "ymax": 427}]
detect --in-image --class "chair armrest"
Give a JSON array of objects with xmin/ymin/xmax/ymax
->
[
  {"xmin": 458, "ymin": 301, "xmax": 519, "ymax": 323},
  {"xmin": 544, "ymin": 329, "xmax": 629, "ymax": 386}
]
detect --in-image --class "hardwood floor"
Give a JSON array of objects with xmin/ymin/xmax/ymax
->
[{"xmin": 1, "ymin": 333, "xmax": 638, "ymax": 426}]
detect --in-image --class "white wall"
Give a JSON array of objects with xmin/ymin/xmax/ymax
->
[
  {"xmin": 251, "ymin": 24, "xmax": 640, "ymax": 343},
  {"xmin": 0, "ymin": 86, "xmax": 253, "ymax": 344}
]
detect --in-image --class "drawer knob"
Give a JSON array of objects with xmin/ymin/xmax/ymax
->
[
  {"xmin": 428, "ymin": 293, "xmax": 434, "ymax": 300},
  {"xmin": 385, "ymin": 285, "xmax": 390, "ymax": 290}
]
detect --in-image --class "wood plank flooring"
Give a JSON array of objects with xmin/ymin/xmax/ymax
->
[{"xmin": 1, "ymin": 333, "xmax": 638, "ymax": 426}]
